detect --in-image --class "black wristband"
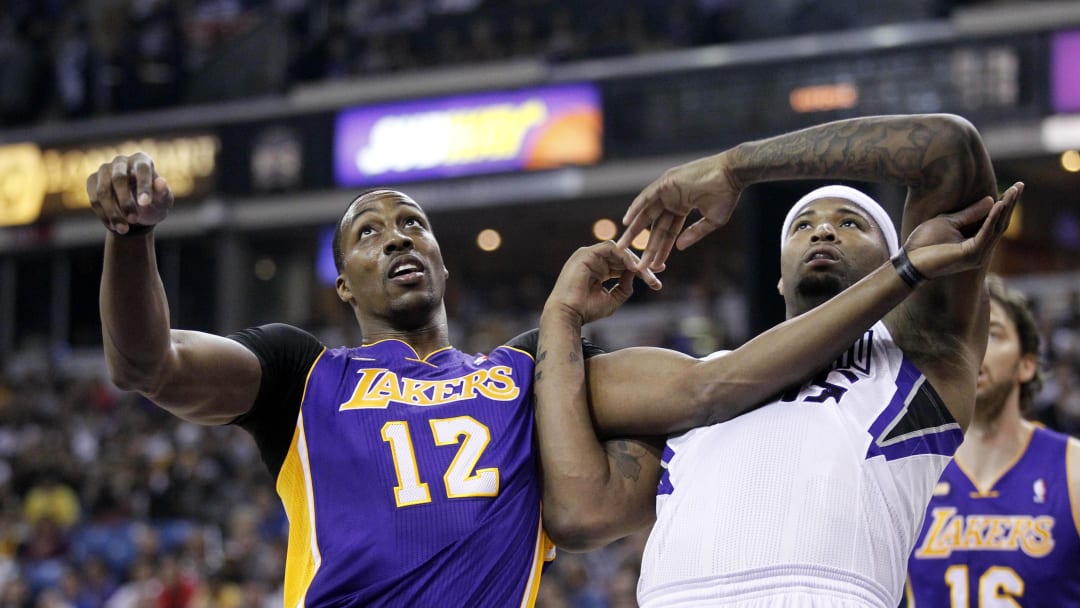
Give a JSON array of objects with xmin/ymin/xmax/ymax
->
[
  {"xmin": 891, "ymin": 249, "xmax": 927, "ymax": 289},
  {"xmin": 113, "ymin": 223, "xmax": 154, "ymax": 237}
]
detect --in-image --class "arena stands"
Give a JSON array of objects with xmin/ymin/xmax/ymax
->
[{"xmin": 2, "ymin": 0, "xmax": 1080, "ymax": 606}]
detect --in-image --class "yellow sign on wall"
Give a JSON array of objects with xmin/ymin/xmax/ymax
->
[
  {"xmin": 0, "ymin": 144, "xmax": 49, "ymax": 227},
  {"xmin": 0, "ymin": 135, "xmax": 219, "ymax": 227}
]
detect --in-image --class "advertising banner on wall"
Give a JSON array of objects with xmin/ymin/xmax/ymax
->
[
  {"xmin": 0, "ymin": 135, "xmax": 219, "ymax": 227},
  {"xmin": 334, "ymin": 84, "xmax": 602, "ymax": 186}
]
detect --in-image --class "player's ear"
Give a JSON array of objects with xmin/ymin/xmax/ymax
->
[
  {"xmin": 1017, "ymin": 353, "xmax": 1037, "ymax": 384},
  {"xmin": 777, "ymin": 277, "xmax": 784, "ymax": 296},
  {"xmin": 336, "ymin": 275, "xmax": 353, "ymax": 304},
  {"xmin": 444, "ymin": 266, "xmax": 449, "ymax": 280}
]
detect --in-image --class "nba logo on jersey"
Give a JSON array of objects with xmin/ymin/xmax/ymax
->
[{"xmin": 1033, "ymin": 478, "xmax": 1046, "ymax": 503}]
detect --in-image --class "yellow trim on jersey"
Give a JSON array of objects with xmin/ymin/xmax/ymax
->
[
  {"xmin": 498, "ymin": 344, "xmax": 536, "ymax": 362},
  {"xmin": 278, "ymin": 416, "xmax": 322, "ymax": 607},
  {"xmin": 955, "ymin": 424, "xmax": 1035, "ymax": 496},
  {"xmin": 519, "ymin": 513, "xmax": 551, "ymax": 608},
  {"xmin": 1067, "ymin": 437, "xmax": 1080, "ymax": 543},
  {"xmin": 359, "ymin": 338, "xmax": 454, "ymax": 363},
  {"xmin": 277, "ymin": 348, "xmax": 326, "ymax": 608},
  {"xmin": 904, "ymin": 577, "xmax": 916, "ymax": 607}
]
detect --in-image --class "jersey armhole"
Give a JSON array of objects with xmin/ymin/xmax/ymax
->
[{"xmin": 1067, "ymin": 438, "xmax": 1080, "ymax": 543}]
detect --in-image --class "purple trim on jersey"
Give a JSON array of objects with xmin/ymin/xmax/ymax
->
[
  {"xmin": 657, "ymin": 444, "xmax": 676, "ymax": 496},
  {"xmin": 864, "ymin": 357, "xmax": 963, "ymax": 462}
]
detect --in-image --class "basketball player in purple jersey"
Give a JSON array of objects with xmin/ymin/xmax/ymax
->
[
  {"xmin": 86, "ymin": 124, "xmax": 1007, "ymax": 606},
  {"xmin": 904, "ymin": 276, "xmax": 1080, "ymax": 607}
]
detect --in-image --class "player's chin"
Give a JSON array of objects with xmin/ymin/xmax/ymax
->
[{"xmin": 795, "ymin": 273, "xmax": 846, "ymax": 300}]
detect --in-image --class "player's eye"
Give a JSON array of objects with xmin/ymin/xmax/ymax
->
[
  {"xmin": 358, "ymin": 225, "xmax": 374, "ymax": 238},
  {"xmin": 795, "ymin": 221, "xmax": 811, "ymax": 231}
]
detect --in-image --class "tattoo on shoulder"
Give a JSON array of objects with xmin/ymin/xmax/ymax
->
[
  {"xmin": 606, "ymin": 440, "xmax": 645, "ymax": 481},
  {"xmin": 568, "ymin": 351, "xmax": 580, "ymax": 363}
]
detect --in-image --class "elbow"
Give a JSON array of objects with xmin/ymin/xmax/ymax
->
[
  {"xmin": 925, "ymin": 114, "xmax": 994, "ymax": 193},
  {"xmin": 108, "ymin": 372, "xmax": 154, "ymax": 396},
  {"xmin": 106, "ymin": 360, "xmax": 164, "ymax": 397},
  {"xmin": 542, "ymin": 505, "xmax": 611, "ymax": 553},
  {"xmin": 685, "ymin": 363, "xmax": 744, "ymax": 428}
]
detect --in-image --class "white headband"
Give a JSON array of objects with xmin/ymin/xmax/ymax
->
[{"xmin": 780, "ymin": 185, "xmax": 899, "ymax": 255}]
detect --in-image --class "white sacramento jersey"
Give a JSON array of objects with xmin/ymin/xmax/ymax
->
[{"xmin": 638, "ymin": 322, "xmax": 964, "ymax": 608}]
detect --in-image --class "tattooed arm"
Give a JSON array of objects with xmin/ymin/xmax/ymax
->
[
  {"xmin": 619, "ymin": 114, "xmax": 1003, "ymax": 428},
  {"xmin": 537, "ymin": 194, "xmax": 1017, "ymax": 548}
]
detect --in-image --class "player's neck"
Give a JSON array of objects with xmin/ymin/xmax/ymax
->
[
  {"xmin": 361, "ymin": 314, "xmax": 451, "ymax": 358},
  {"xmin": 955, "ymin": 403, "xmax": 1032, "ymax": 486}
]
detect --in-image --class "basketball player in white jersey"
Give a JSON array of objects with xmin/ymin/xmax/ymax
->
[{"xmin": 535, "ymin": 113, "xmax": 1021, "ymax": 607}]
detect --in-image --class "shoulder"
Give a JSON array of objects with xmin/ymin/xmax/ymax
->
[
  {"xmin": 229, "ymin": 323, "xmax": 324, "ymax": 356},
  {"xmin": 1067, "ymin": 435, "xmax": 1080, "ymax": 487},
  {"xmin": 1065, "ymin": 434, "xmax": 1080, "ymax": 536},
  {"xmin": 227, "ymin": 324, "xmax": 325, "ymax": 398},
  {"xmin": 501, "ymin": 328, "xmax": 606, "ymax": 360}
]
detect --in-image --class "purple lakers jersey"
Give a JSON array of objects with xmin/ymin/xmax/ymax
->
[
  {"xmin": 274, "ymin": 338, "xmax": 548, "ymax": 607},
  {"xmin": 906, "ymin": 426, "xmax": 1080, "ymax": 607}
]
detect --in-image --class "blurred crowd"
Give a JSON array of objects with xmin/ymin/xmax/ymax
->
[
  {"xmin": 0, "ymin": 284, "xmax": 1076, "ymax": 607},
  {"xmin": 0, "ymin": 0, "xmax": 1021, "ymax": 127},
  {"xmin": 1, "ymin": 0, "xmax": 1076, "ymax": 606}
]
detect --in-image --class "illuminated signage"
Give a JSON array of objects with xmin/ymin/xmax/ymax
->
[
  {"xmin": 1052, "ymin": 30, "xmax": 1080, "ymax": 113},
  {"xmin": 0, "ymin": 135, "xmax": 219, "ymax": 227},
  {"xmin": 334, "ymin": 84, "xmax": 602, "ymax": 186},
  {"xmin": 789, "ymin": 83, "xmax": 859, "ymax": 113}
]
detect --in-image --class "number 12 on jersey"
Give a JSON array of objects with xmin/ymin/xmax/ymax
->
[{"xmin": 381, "ymin": 416, "xmax": 500, "ymax": 507}]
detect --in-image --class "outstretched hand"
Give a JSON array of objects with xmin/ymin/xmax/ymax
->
[
  {"xmin": 905, "ymin": 182, "xmax": 1023, "ymax": 280},
  {"xmin": 86, "ymin": 152, "xmax": 174, "ymax": 235},
  {"xmin": 616, "ymin": 154, "xmax": 741, "ymax": 271},
  {"xmin": 544, "ymin": 242, "xmax": 662, "ymax": 326}
]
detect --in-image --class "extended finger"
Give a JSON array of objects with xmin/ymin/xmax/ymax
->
[
  {"xmin": 972, "ymin": 200, "xmax": 1006, "ymax": 246},
  {"xmin": 641, "ymin": 213, "xmax": 681, "ymax": 271},
  {"xmin": 622, "ymin": 205, "xmax": 662, "ymax": 254},
  {"xmin": 676, "ymin": 216, "xmax": 720, "ymax": 250},
  {"xmin": 994, "ymin": 182, "xmax": 1023, "ymax": 234},
  {"xmin": 624, "ymin": 177, "xmax": 663, "ymax": 226},
  {"xmin": 619, "ymin": 246, "xmax": 661, "ymax": 290},
  {"xmin": 946, "ymin": 196, "xmax": 994, "ymax": 229}
]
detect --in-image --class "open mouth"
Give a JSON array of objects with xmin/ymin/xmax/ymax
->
[
  {"xmin": 803, "ymin": 245, "xmax": 840, "ymax": 267},
  {"xmin": 388, "ymin": 256, "xmax": 426, "ymax": 284}
]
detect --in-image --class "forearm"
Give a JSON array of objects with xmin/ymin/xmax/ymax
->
[
  {"xmin": 535, "ymin": 308, "xmax": 654, "ymax": 550},
  {"xmin": 692, "ymin": 257, "xmax": 916, "ymax": 425},
  {"xmin": 100, "ymin": 231, "xmax": 173, "ymax": 393},
  {"xmin": 726, "ymin": 114, "xmax": 991, "ymax": 200}
]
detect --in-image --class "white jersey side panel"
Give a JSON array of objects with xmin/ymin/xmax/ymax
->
[{"xmin": 638, "ymin": 322, "xmax": 963, "ymax": 608}]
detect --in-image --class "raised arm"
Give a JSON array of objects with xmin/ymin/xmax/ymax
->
[
  {"xmin": 91, "ymin": 154, "xmax": 261, "ymax": 425},
  {"xmin": 593, "ymin": 189, "xmax": 1016, "ymax": 436},
  {"xmin": 621, "ymin": 114, "xmax": 1008, "ymax": 426},
  {"xmin": 623, "ymin": 114, "xmax": 996, "ymax": 264}
]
